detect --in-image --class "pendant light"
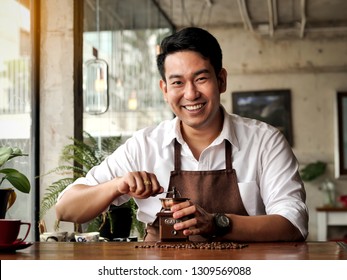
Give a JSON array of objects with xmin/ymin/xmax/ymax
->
[{"xmin": 84, "ymin": 0, "xmax": 109, "ymax": 115}]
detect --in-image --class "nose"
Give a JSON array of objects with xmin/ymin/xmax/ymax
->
[{"xmin": 183, "ymin": 82, "xmax": 200, "ymax": 100}]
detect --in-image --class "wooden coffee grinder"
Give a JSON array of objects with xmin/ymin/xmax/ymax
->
[{"xmin": 157, "ymin": 187, "xmax": 189, "ymax": 242}]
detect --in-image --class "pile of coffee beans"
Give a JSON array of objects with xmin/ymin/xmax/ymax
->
[{"xmin": 135, "ymin": 241, "xmax": 247, "ymax": 250}]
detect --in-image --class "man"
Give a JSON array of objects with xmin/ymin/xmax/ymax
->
[{"xmin": 56, "ymin": 27, "xmax": 308, "ymax": 242}]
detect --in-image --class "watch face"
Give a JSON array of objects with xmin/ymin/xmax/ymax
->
[
  {"xmin": 214, "ymin": 214, "xmax": 231, "ymax": 237},
  {"xmin": 218, "ymin": 215, "xmax": 230, "ymax": 227}
]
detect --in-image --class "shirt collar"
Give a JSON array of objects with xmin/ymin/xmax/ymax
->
[
  {"xmin": 162, "ymin": 106, "xmax": 240, "ymax": 152},
  {"xmin": 162, "ymin": 117, "xmax": 180, "ymax": 148},
  {"xmin": 219, "ymin": 106, "xmax": 240, "ymax": 152}
]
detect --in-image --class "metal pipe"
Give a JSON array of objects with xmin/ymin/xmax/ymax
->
[
  {"xmin": 300, "ymin": 0, "xmax": 307, "ymax": 38},
  {"xmin": 237, "ymin": 0, "xmax": 253, "ymax": 32},
  {"xmin": 267, "ymin": 0, "xmax": 274, "ymax": 37}
]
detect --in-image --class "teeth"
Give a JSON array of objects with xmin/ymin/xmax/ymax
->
[{"xmin": 185, "ymin": 104, "xmax": 203, "ymax": 111}]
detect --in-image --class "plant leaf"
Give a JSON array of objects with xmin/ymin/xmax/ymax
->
[
  {"xmin": 300, "ymin": 161, "xmax": 327, "ymax": 181},
  {"xmin": 8, "ymin": 148, "xmax": 27, "ymax": 160},
  {"xmin": 7, "ymin": 191, "xmax": 17, "ymax": 210},
  {"xmin": 0, "ymin": 168, "xmax": 31, "ymax": 193},
  {"xmin": 39, "ymin": 131, "xmax": 126, "ymax": 234},
  {"xmin": 39, "ymin": 178, "xmax": 75, "ymax": 219},
  {"xmin": 0, "ymin": 147, "xmax": 12, "ymax": 167}
]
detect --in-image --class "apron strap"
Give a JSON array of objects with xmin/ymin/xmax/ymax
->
[
  {"xmin": 225, "ymin": 140, "xmax": 233, "ymax": 169},
  {"xmin": 174, "ymin": 139, "xmax": 182, "ymax": 171}
]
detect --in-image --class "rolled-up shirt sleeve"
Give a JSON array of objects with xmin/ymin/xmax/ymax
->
[
  {"xmin": 232, "ymin": 115, "xmax": 308, "ymax": 239},
  {"xmin": 253, "ymin": 130, "xmax": 308, "ymax": 238}
]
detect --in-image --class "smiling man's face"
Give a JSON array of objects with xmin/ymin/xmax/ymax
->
[{"xmin": 160, "ymin": 51, "xmax": 227, "ymax": 133}]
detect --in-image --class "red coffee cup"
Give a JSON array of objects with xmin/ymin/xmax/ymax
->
[
  {"xmin": 0, "ymin": 219, "xmax": 31, "ymax": 244},
  {"xmin": 339, "ymin": 195, "xmax": 347, "ymax": 208}
]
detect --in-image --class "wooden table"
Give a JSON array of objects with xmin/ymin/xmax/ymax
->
[
  {"xmin": 316, "ymin": 207, "xmax": 347, "ymax": 241},
  {"xmin": 1, "ymin": 241, "xmax": 346, "ymax": 260}
]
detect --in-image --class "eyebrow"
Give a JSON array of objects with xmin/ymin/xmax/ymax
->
[{"xmin": 168, "ymin": 69, "xmax": 211, "ymax": 80}]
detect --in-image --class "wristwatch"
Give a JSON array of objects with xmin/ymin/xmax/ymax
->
[{"xmin": 213, "ymin": 213, "xmax": 231, "ymax": 237}]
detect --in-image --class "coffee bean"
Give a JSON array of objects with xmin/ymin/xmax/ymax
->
[{"xmin": 135, "ymin": 241, "xmax": 247, "ymax": 250}]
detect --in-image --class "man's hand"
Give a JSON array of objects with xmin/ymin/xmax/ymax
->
[
  {"xmin": 116, "ymin": 171, "xmax": 164, "ymax": 199},
  {"xmin": 171, "ymin": 200, "xmax": 215, "ymax": 237}
]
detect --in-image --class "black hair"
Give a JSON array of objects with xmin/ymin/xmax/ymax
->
[{"xmin": 156, "ymin": 27, "xmax": 223, "ymax": 81}]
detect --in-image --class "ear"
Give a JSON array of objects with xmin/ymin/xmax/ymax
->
[
  {"xmin": 217, "ymin": 68, "xmax": 227, "ymax": 93},
  {"xmin": 159, "ymin": 79, "xmax": 168, "ymax": 101}
]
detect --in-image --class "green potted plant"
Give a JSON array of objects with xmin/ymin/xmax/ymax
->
[
  {"xmin": 300, "ymin": 161, "xmax": 327, "ymax": 182},
  {"xmin": 300, "ymin": 161, "xmax": 336, "ymax": 206},
  {"xmin": 0, "ymin": 146, "xmax": 31, "ymax": 218},
  {"xmin": 40, "ymin": 131, "xmax": 145, "ymax": 239}
]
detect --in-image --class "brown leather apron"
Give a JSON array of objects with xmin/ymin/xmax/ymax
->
[{"xmin": 145, "ymin": 139, "xmax": 248, "ymax": 241}]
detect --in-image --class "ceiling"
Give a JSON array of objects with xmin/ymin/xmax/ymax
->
[
  {"xmin": 85, "ymin": 0, "xmax": 347, "ymax": 38},
  {"xmin": 156, "ymin": 0, "xmax": 347, "ymax": 38}
]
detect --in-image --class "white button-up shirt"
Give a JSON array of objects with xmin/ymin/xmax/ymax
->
[{"xmin": 61, "ymin": 107, "xmax": 308, "ymax": 238}]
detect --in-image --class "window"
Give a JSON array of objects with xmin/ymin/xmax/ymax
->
[
  {"xmin": 0, "ymin": 0, "xmax": 37, "ymax": 241},
  {"xmin": 82, "ymin": 0, "xmax": 174, "ymax": 140}
]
